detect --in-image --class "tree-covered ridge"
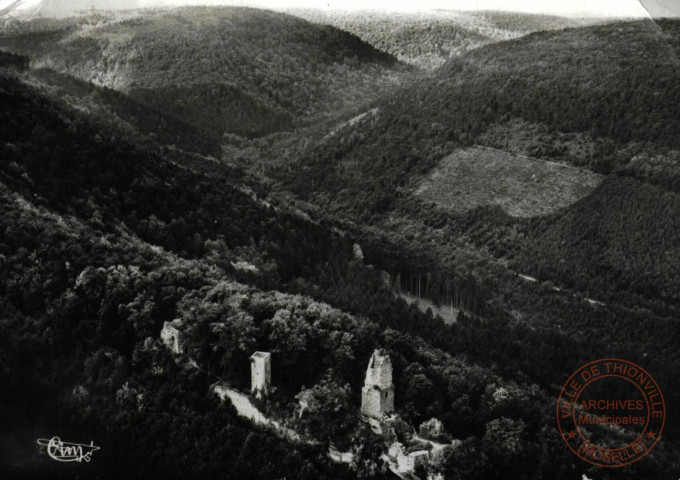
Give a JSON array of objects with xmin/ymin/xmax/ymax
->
[
  {"xmin": 5, "ymin": 66, "xmax": 668, "ymax": 480},
  {"xmin": 469, "ymin": 10, "xmax": 600, "ymax": 33},
  {"xmin": 287, "ymin": 9, "xmax": 589, "ymax": 70},
  {"xmin": 253, "ymin": 18, "xmax": 680, "ymax": 423},
  {"xmin": 0, "ymin": 60, "xmax": 376, "ymax": 478},
  {"xmin": 0, "ymin": 174, "xmax": 624, "ymax": 479},
  {"xmin": 0, "ymin": 183, "xmax": 364, "ymax": 480},
  {"xmin": 277, "ymin": 21, "xmax": 680, "ymax": 307},
  {"xmin": 3, "ymin": 11, "xmax": 680, "ymax": 480},
  {"xmin": 3, "ymin": 171, "xmax": 679, "ymax": 479},
  {"xmin": 286, "ymin": 19, "xmax": 680, "ymax": 212},
  {"xmin": 0, "ymin": 6, "xmax": 408, "ymax": 138}
]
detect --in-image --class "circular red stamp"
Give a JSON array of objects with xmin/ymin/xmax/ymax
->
[{"xmin": 556, "ymin": 358, "xmax": 665, "ymax": 467}]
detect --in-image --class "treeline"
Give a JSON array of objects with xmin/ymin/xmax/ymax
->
[
  {"xmin": 362, "ymin": 241, "xmax": 490, "ymax": 318},
  {"xmin": 289, "ymin": 9, "xmax": 491, "ymax": 70}
]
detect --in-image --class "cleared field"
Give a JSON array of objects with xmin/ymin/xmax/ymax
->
[{"xmin": 414, "ymin": 146, "xmax": 602, "ymax": 217}]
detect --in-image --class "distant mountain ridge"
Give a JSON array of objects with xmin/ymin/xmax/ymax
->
[
  {"xmin": 0, "ymin": 7, "xmax": 408, "ymax": 138},
  {"xmin": 286, "ymin": 9, "xmax": 601, "ymax": 70},
  {"xmin": 287, "ymin": 19, "xmax": 680, "ymax": 211}
]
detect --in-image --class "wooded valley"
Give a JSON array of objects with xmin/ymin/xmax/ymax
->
[{"xmin": 1, "ymin": 7, "xmax": 680, "ymax": 480}]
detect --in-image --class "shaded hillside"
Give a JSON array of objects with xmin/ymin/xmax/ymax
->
[
  {"xmin": 28, "ymin": 67, "xmax": 222, "ymax": 156},
  {"xmin": 0, "ymin": 7, "xmax": 407, "ymax": 138},
  {"xmin": 0, "ymin": 69, "xmax": 349, "ymax": 282},
  {"xmin": 287, "ymin": 19, "xmax": 680, "ymax": 213},
  {"xmin": 0, "ymin": 67, "xmax": 641, "ymax": 480},
  {"xmin": 275, "ymin": 19, "xmax": 680, "ymax": 324},
  {"xmin": 517, "ymin": 176, "xmax": 680, "ymax": 314},
  {"xmin": 287, "ymin": 9, "xmax": 592, "ymax": 70},
  {"xmin": 0, "ymin": 50, "xmax": 221, "ymax": 156},
  {"xmin": 3, "ymin": 27, "xmax": 680, "ymax": 478}
]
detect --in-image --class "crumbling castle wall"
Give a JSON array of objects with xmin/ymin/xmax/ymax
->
[{"xmin": 361, "ymin": 349, "xmax": 395, "ymax": 418}]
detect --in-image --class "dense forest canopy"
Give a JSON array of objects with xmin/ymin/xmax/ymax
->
[
  {"xmin": 275, "ymin": 19, "xmax": 680, "ymax": 315},
  {"xmin": 287, "ymin": 9, "xmax": 597, "ymax": 70},
  {"xmin": 0, "ymin": 7, "xmax": 409, "ymax": 138},
  {"xmin": 287, "ymin": 19, "xmax": 680, "ymax": 209},
  {"xmin": 254, "ymin": 20, "xmax": 680, "ymax": 474},
  {"xmin": 2, "ymin": 8, "xmax": 680, "ymax": 480},
  {"xmin": 3, "ymin": 59, "xmax": 656, "ymax": 480}
]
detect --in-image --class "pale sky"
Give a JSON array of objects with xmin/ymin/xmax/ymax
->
[
  {"xmin": 139, "ymin": 0, "xmax": 651, "ymax": 18},
  {"xmin": 5, "ymin": 0, "xmax": 679, "ymax": 19}
]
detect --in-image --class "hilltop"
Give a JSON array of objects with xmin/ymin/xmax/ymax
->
[
  {"xmin": 287, "ymin": 9, "xmax": 598, "ymax": 70},
  {"xmin": 0, "ymin": 7, "xmax": 408, "ymax": 138}
]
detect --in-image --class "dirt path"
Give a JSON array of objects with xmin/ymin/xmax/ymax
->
[{"xmin": 212, "ymin": 383, "xmax": 303, "ymax": 443}]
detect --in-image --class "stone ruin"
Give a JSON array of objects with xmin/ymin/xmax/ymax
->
[
  {"xmin": 160, "ymin": 319, "xmax": 185, "ymax": 355},
  {"xmin": 361, "ymin": 349, "xmax": 395, "ymax": 418},
  {"xmin": 388, "ymin": 442, "xmax": 430, "ymax": 475},
  {"xmin": 250, "ymin": 351, "xmax": 271, "ymax": 398}
]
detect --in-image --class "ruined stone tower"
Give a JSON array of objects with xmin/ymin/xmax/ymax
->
[
  {"xmin": 160, "ymin": 319, "xmax": 185, "ymax": 355},
  {"xmin": 250, "ymin": 351, "xmax": 271, "ymax": 398},
  {"xmin": 361, "ymin": 349, "xmax": 395, "ymax": 418}
]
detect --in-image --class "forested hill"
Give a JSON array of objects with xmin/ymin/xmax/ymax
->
[
  {"xmin": 3, "ymin": 14, "xmax": 680, "ymax": 480},
  {"xmin": 288, "ymin": 19, "xmax": 680, "ymax": 213},
  {"xmin": 286, "ymin": 9, "xmax": 595, "ymax": 70},
  {"xmin": 9, "ymin": 56, "xmax": 676, "ymax": 480},
  {"xmin": 0, "ymin": 7, "xmax": 408, "ymax": 138},
  {"xmin": 278, "ymin": 19, "xmax": 680, "ymax": 319}
]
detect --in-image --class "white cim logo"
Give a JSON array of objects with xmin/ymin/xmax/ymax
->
[{"xmin": 37, "ymin": 437, "xmax": 101, "ymax": 463}]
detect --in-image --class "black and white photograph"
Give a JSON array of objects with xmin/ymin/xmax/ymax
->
[{"xmin": 1, "ymin": 0, "xmax": 679, "ymax": 478}]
